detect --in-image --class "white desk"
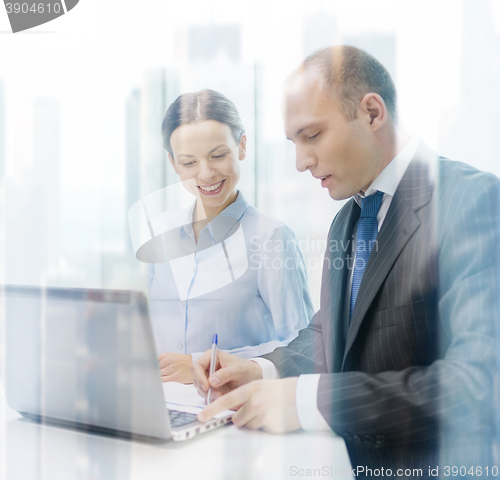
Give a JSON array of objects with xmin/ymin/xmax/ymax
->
[{"xmin": 0, "ymin": 385, "xmax": 353, "ymax": 480}]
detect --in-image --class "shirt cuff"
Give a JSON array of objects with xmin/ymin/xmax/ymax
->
[
  {"xmin": 296, "ymin": 374, "xmax": 332, "ymax": 431},
  {"xmin": 250, "ymin": 358, "xmax": 280, "ymax": 380}
]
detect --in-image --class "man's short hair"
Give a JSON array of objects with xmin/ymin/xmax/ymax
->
[{"xmin": 295, "ymin": 45, "xmax": 397, "ymax": 122}]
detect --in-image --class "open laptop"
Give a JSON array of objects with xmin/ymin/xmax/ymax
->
[{"xmin": 0, "ymin": 284, "xmax": 232, "ymax": 442}]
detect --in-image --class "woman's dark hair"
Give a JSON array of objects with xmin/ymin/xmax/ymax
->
[{"xmin": 162, "ymin": 89, "xmax": 245, "ymax": 155}]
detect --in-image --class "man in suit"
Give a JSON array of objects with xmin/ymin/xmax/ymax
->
[{"xmin": 191, "ymin": 46, "xmax": 500, "ymax": 474}]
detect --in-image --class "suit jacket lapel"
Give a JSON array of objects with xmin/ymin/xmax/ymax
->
[
  {"xmin": 341, "ymin": 148, "xmax": 436, "ymax": 368},
  {"xmin": 322, "ymin": 199, "xmax": 360, "ymax": 372}
]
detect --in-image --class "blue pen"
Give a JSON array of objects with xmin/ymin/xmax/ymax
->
[{"xmin": 207, "ymin": 333, "xmax": 218, "ymax": 404}]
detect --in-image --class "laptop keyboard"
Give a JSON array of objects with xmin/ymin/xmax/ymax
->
[{"xmin": 169, "ymin": 409, "xmax": 199, "ymax": 428}]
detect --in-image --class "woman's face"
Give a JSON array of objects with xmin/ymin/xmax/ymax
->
[{"xmin": 169, "ymin": 120, "xmax": 246, "ymax": 212}]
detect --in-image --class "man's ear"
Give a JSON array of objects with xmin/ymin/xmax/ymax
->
[
  {"xmin": 168, "ymin": 152, "xmax": 179, "ymax": 174},
  {"xmin": 239, "ymin": 134, "xmax": 247, "ymax": 161},
  {"xmin": 359, "ymin": 93, "xmax": 387, "ymax": 132}
]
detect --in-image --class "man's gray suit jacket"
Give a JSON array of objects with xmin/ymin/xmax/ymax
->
[{"xmin": 263, "ymin": 142, "xmax": 500, "ymax": 474}]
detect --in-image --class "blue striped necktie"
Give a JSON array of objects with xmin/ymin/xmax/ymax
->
[{"xmin": 349, "ymin": 190, "xmax": 384, "ymax": 323}]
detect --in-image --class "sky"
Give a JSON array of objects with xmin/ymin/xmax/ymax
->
[{"xmin": 0, "ymin": 0, "xmax": 468, "ymax": 191}]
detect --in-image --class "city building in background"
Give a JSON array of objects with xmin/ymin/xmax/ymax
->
[
  {"xmin": 3, "ymin": 98, "xmax": 60, "ymax": 286},
  {"xmin": 0, "ymin": 0, "xmax": 499, "ymax": 309},
  {"xmin": 439, "ymin": 0, "xmax": 500, "ymax": 174},
  {"xmin": 0, "ymin": 79, "xmax": 5, "ymax": 288},
  {"xmin": 0, "ymin": 80, "xmax": 5, "ymax": 183}
]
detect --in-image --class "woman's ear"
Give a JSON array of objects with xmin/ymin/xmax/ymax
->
[
  {"xmin": 239, "ymin": 134, "xmax": 247, "ymax": 161},
  {"xmin": 168, "ymin": 152, "xmax": 178, "ymax": 174}
]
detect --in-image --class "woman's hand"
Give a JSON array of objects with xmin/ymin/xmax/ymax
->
[{"xmin": 158, "ymin": 352, "xmax": 193, "ymax": 384}]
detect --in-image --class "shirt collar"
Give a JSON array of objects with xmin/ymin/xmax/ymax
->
[
  {"xmin": 182, "ymin": 190, "xmax": 249, "ymax": 236},
  {"xmin": 215, "ymin": 190, "xmax": 249, "ymax": 221},
  {"xmin": 355, "ymin": 136, "xmax": 419, "ymax": 205}
]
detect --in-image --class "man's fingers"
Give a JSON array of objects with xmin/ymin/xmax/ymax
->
[
  {"xmin": 243, "ymin": 415, "xmax": 265, "ymax": 431},
  {"xmin": 197, "ymin": 385, "xmax": 252, "ymax": 422},
  {"xmin": 195, "ymin": 350, "xmax": 213, "ymax": 370},
  {"xmin": 190, "ymin": 349, "xmax": 215, "ymax": 390},
  {"xmin": 230, "ymin": 402, "xmax": 259, "ymax": 428},
  {"xmin": 208, "ymin": 365, "xmax": 240, "ymax": 388},
  {"xmin": 191, "ymin": 361, "xmax": 210, "ymax": 392},
  {"xmin": 196, "ymin": 386, "xmax": 227, "ymax": 402},
  {"xmin": 207, "ymin": 389, "xmax": 224, "ymax": 401},
  {"xmin": 194, "ymin": 382, "xmax": 208, "ymax": 400}
]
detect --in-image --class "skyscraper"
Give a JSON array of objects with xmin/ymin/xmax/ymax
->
[
  {"xmin": 188, "ymin": 25, "xmax": 241, "ymax": 63},
  {"xmin": 140, "ymin": 70, "xmax": 167, "ymax": 200},
  {"xmin": 33, "ymin": 97, "xmax": 60, "ymax": 273},
  {"xmin": 0, "ymin": 80, "xmax": 6, "ymax": 289},
  {"xmin": 121, "ymin": 72, "xmax": 180, "ymax": 289},
  {"xmin": 304, "ymin": 13, "xmax": 337, "ymax": 57},
  {"xmin": 440, "ymin": 0, "xmax": 500, "ymax": 176},
  {"xmin": 126, "ymin": 89, "xmax": 141, "ymax": 217},
  {"xmin": 183, "ymin": 24, "xmax": 256, "ymax": 203},
  {"xmin": 4, "ymin": 98, "xmax": 60, "ymax": 285},
  {"xmin": 0, "ymin": 80, "xmax": 5, "ymax": 182}
]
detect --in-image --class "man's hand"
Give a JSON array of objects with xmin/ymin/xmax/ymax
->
[
  {"xmin": 191, "ymin": 350, "xmax": 262, "ymax": 401},
  {"xmin": 158, "ymin": 352, "xmax": 193, "ymax": 383},
  {"xmin": 198, "ymin": 378, "xmax": 301, "ymax": 434}
]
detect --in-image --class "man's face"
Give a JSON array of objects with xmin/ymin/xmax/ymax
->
[{"xmin": 282, "ymin": 68, "xmax": 378, "ymax": 200}]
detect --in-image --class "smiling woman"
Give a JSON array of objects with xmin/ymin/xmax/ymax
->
[{"xmin": 148, "ymin": 90, "xmax": 314, "ymax": 384}]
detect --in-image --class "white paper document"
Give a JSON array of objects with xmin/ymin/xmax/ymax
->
[
  {"xmin": 162, "ymin": 382, "xmax": 207, "ymax": 408},
  {"xmin": 163, "ymin": 382, "xmax": 234, "ymax": 419}
]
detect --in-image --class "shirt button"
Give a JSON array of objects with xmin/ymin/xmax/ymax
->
[
  {"xmin": 178, "ymin": 344, "xmax": 183, "ymax": 350},
  {"xmin": 181, "ymin": 301, "xmax": 185, "ymax": 307}
]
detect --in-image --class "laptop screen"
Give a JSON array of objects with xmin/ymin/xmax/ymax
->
[{"xmin": 0, "ymin": 285, "xmax": 170, "ymax": 439}]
